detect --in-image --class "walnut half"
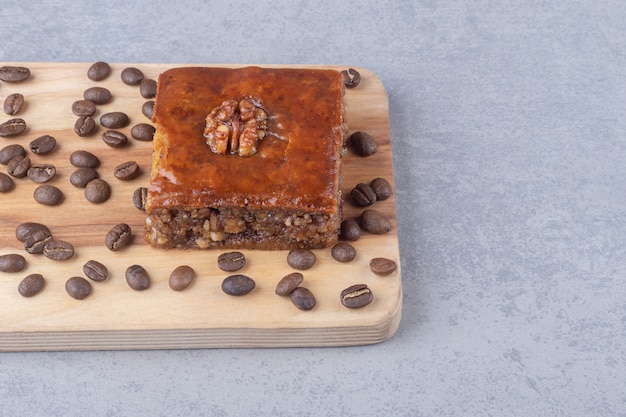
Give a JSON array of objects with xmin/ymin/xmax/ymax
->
[{"xmin": 203, "ymin": 98, "xmax": 268, "ymax": 156}]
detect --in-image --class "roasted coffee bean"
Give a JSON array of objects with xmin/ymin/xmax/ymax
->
[
  {"xmin": 370, "ymin": 257, "xmax": 397, "ymax": 276},
  {"xmin": 130, "ymin": 123, "xmax": 155, "ymax": 141},
  {"xmin": 18, "ymin": 273, "xmax": 45, "ymax": 297},
  {"xmin": 132, "ymin": 187, "xmax": 147, "ymax": 210},
  {"xmin": 33, "ymin": 184, "xmax": 63, "ymax": 206},
  {"xmin": 349, "ymin": 131, "xmax": 378, "ymax": 157},
  {"xmin": 221, "ymin": 274, "xmax": 255, "ymax": 296},
  {"xmin": 27, "ymin": 164, "xmax": 56, "ymax": 183},
  {"xmin": 84, "ymin": 178, "xmax": 111, "ymax": 203},
  {"xmin": 43, "ymin": 240, "xmax": 74, "ymax": 261},
  {"xmin": 142, "ymin": 100, "xmax": 154, "ymax": 119},
  {"xmin": 113, "ymin": 160, "xmax": 140, "ymax": 180},
  {"xmin": 341, "ymin": 68, "xmax": 361, "ymax": 89},
  {"xmin": 100, "ymin": 111, "xmax": 130, "ymax": 129},
  {"xmin": 83, "ymin": 86, "xmax": 112, "ymax": 104},
  {"xmin": 290, "ymin": 287, "xmax": 316, "ymax": 311},
  {"xmin": 217, "ymin": 251, "xmax": 246, "ymax": 272},
  {"xmin": 125, "ymin": 264, "xmax": 150, "ymax": 291},
  {"xmin": 105, "ymin": 223, "xmax": 132, "ymax": 251},
  {"xmin": 370, "ymin": 177, "xmax": 392, "ymax": 200},
  {"xmin": 101, "ymin": 129, "xmax": 128, "ymax": 147},
  {"xmin": 359, "ymin": 209, "xmax": 392, "ymax": 234},
  {"xmin": 24, "ymin": 229, "xmax": 52, "ymax": 254},
  {"xmin": 83, "ymin": 260, "xmax": 108, "ymax": 282},
  {"xmin": 29, "ymin": 135, "xmax": 56, "ymax": 155},
  {"xmin": 121, "ymin": 67, "xmax": 144, "ymax": 85},
  {"xmin": 0, "ymin": 144, "xmax": 25, "ymax": 164},
  {"xmin": 340, "ymin": 218, "xmax": 361, "ymax": 241},
  {"xmin": 74, "ymin": 116, "xmax": 96, "ymax": 136},
  {"xmin": 87, "ymin": 61, "xmax": 111, "ymax": 81},
  {"xmin": 139, "ymin": 78, "xmax": 157, "ymax": 98},
  {"xmin": 7, "ymin": 155, "xmax": 30, "ymax": 178},
  {"xmin": 0, "ymin": 253, "xmax": 26, "ymax": 272},
  {"xmin": 331, "ymin": 242, "xmax": 357, "ymax": 263},
  {"xmin": 0, "ymin": 66, "xmax": 30, "ymax": 82},
  {"xmin": 275, "ymin": 272, "xmax": 304, "ymax": 296},
  {"xmin": 340, "ymin": 284, "xmax": 373, "ymax": 309},
  {"xmin": 65, "ymin": 276, "xmax": 92, "ymax": 300},
  {"xmin": 16, "ymin": 222, "xmax": 51, "ymax": 242},
  {"xmin": 70, "ymin": 167, "xmax": 99, "ymax": 188},
  {"xmin": 71, "ymin": 99, "xmax": 96, "ymax": 116},
  {"xmin": 4, "ymin": 93, "xmax": 24, "ymax": 115},
  {"xmin": 169, "ymin": 265, "xmax": 195, "ymax": 291},
  {"xmin": 0, "ymin": 118, "xmax": 27, "ymax": 137},
  {"xmin": 287, "ymin": 249, "xmax": 316, "ymax": 270},
  {"xmin": 351, "ymin": 183, "xmax": 377, "ymax": 206},
  {"xmin": 0, "ymin": 172, "xmax": 14, "ymax": 192},
  {"xmin": 70, "ymin": 150, "xmax": 100, "ymax": 168}
]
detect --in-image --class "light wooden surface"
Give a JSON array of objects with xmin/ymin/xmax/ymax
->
[{"xmin": 0, "ymin": 62, "xmax": 401, "ymax": 351}]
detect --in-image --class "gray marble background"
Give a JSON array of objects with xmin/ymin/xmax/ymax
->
[{"xmin": 1, "ymin": 1, "xmax": 625, "ymax": 416}]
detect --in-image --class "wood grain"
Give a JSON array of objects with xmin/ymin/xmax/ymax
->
[{"xmin": 0, "ymin": 62, "xmax": 401, "ymax": 351}]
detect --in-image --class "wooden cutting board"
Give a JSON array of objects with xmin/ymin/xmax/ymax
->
[{"xmin": 0, "ymin": 62, "xmax": 401, "ymax": 351}]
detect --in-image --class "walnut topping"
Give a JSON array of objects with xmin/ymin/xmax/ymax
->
[{"xmin": 203, "ymin": 98, "xmax": 268, "ymax": 156}]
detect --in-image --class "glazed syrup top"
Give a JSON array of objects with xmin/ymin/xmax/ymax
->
[{"xmin": 147, "ymin": 66, "xmax": 344, "ymax": 212}]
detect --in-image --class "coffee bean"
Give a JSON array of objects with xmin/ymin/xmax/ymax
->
[
  {"xmin": 101, "ymin": 130, "xmax": 128, "ymax": 148},
  {"xmin": 4, "ymin": 93, "xmax": 24, "ymax": 115},
  {"xmin": 359, "ymin": 209, "xmax": 391, "ymax": 234},
  {"xmin": 340, "ymin": 284, "xmax": 373, "ymax": 309},
  {"xmin": 221, "ymin": 274, "xmax": 255, "ymax": 296},
  {"xmin": 27, "ymin": 164, "xmax": 56, "ymax": 183},
  {"xmin": 217, "ymin": 251, "xmax": 246, "ymax": 272},
  {"xmin": 83, "ymin": 260, "xmax": 108, "ymax": 282},
  {"xmin": 349, "ymin": 131, "xmax": 378, "ymax": 157},
  {"xmin": 340, "ymin": 218, "xmax": 361, "ymax": 241},
  {"xmin": 70, "ymin": 150, "xmax": 100, "ymax": 168},
  {"xmin": 0, "ymin": 172, "xmax": 14, "ymax": 192},
  {"xmin": 132, "ymin": 187, "xmax": 147, "ymax": 210},
  {"xmin": 142, "ymin": 100, "xmax": 154, "ymax": 119},
  {"xmin": 65, "ymin": 276, "xmax": 92, "ymax": 300},
  {"xmin": 275, "ymin": 272, "xmax": 304, "ymax": 296},
  {"xmin": 113, "ymin": 161, "xmax": 140, "ymax": 180},
  {"xmin": 290, "ymin": 287, "xmax": 316, "ymax": 311},
  {"xmin": 71, "ymin": 99, "xmax": 96, "ymax": 117},
  {"xmin": 43, "ymin": 240, "xmax": 74, "ymax": 261},
  {"xmin": 0, "ymin": 118, "xmax": 27, "ymax": 137},
  {"xmin": 33, "ymin": 184, "xmax": 63, "ymax": 206},
  {"xmin": 331, "ymin": 242, "xmax": 357, "ymax": 263},
  {"xmin": 24, "ymin": 229, "xmax": 52, "ymax": 254},
  {"xmin": 105, "ymin": 223, "xmax": 132, "ymax": 251},
  {"xmin": 0, "ymin": 253, "xmax": 26, "ymax": 272},
  {"xmin": 83, "ymin": 86, "xmax": 112, "ymax": 104},
  {"xmin": 130, "ymin": 123, "xmax": 155, "ymax": 141},
  {"xmin": 100, "ymin": 111, "xmax": 130, "ymax": 129},
  {"xmin": 351, "ymin": 183, "xmax": 377, "ymax": 206},
  {"xmin": 370, "ymin": 257, "xmax": 397, "ymax": 276},
  {"xmin": 87, "ymin": 61, "xmax": 111, "ymax": 81},
  {"xmin": 29, "ymin": 135, "xmax": 57, "ymax": 155},
  {"xmin": 341, "ymin": 68, "xmax": 361, "ymax": 89},
  {"xmin": 0, "ymin": 66, "xmax": 30, "ymax": 82},
  {"xmin": 121, "ymin": 67, "xmax": 144, "ymax": 85},
  {"xmin": 370, "ymin": 177, "xmax": 392, "ymax": 200},
  {"xmin": 139, "ymin": 78, "xmax": 157, "ymax": 98},
  {"xmin": 84, "ymin": 179, "xmax": 111, "ymax": 203},
  {"xmin": 18, "ymin": 273, "xmax": 45, "ymax": 297},
  {"xmin": 70, "ymin": 167, "xmax": 99, "ymax": 188},
  {"xmin": 74, "ymin": 116, "xmax": 96, "ymax": 136},
  {"xmin": 16, "ymin": 222, "xmax": 51, "ymax": 242},
  {"xmin": 287, "ymin": 249, "xmax": 316, "ymax": 270},
  {"xmin": 125, "ymin": 264, "xmax": 150, "ymax": 291},
  {"xmin": 0, "ymin": 144, "xmax": 25, "ymax": 164},
  {"xmin": 169, "ymin": 265, "xmax": 195, "ymax": 291},
  {"xmin": 7, "ymin": 155, "xmax": 30, "ymax": 177}
]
